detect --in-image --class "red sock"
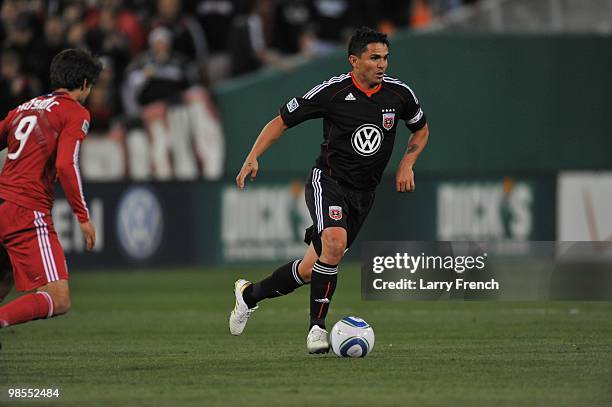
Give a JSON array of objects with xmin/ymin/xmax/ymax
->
[{"xmin": 0, "ymin": 292, "xmax": 54, "ymax": 327}]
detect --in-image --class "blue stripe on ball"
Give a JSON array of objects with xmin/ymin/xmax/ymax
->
[
  {"xmin": 339, "ymin": 337, "xmax": 369, "ymax": 357},
  {"xmin": 341, "ymin": 316, "xmax": 370, "ymax": 329}
]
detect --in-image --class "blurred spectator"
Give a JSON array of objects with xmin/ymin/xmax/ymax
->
[
  {"xmin": 228, "ymin": 0, "xmax": 289, "ymax": 76},
  {"xmin": 85, "ymin": 0, "xmax": 146, "ymax": 56},
  {"xmin": 271, "ymin": 0, "xmax": 310, "ymax": 55},
  {"xmin": 228, "ymin": 0, "xmax": 265, "ymax": 76},
  {"xmin": 66, "ymin": 21, "xmax": 88, "ymax": 49},
  {"xmin": 86, "ymin": 6, "xmax": 131, "ymax": 87},
  {"xmin": 195, "ymin": 0, "xmax": 236, "ymax": 82},
  {"xmin": 151, "ymin": 0, "xmax": 208, "ymax": 67},
  {"xmin": 61, "ymin": 1, "xmax": 85, "ymax": 26},
  {"xmin": 86, "ymin": 57, "xmax": 120, "ymax": 132},
  {"xmin": 122, "ymin": 26, "xmax": 199, "ymax": 117},
  {"xmin": 40, "ymin": 15, "xmax": 68, "ymax": 91},
  {"xmin": 377, "ymin": 0, "xmax": 413, "ymax": 34},
  {"xmin": 0, "ymin": 0, "xmax": 19, "ymax": 44},
  {"xmin": 0, "ymin": 50, "xmax": 39, "ymax": 118},
  {"xmin": 411, "ymin": 0, "xmax": 433, "ymax": 28},
  {"xmin": 4, "ymin": 12, "xmax": 46, "ymax": 80},
  {"xmin": 307, "ymin": 0, "xmax": 364, "ymax": 55}
]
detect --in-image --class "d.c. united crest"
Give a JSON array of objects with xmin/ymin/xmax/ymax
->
[
  {"xmin": 329, "ymin": 206, "xmax": 342, "ymax": 221},
  {"xmin": 382, "ymin": 112, "xmax": 395, "ymax": 130}
]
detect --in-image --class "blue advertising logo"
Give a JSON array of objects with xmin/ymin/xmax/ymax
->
[{"xmin": 116, "ymin": 186, "xmax": 163, "ymax": 260}]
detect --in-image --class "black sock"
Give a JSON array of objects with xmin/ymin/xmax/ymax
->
[
  {"xmin": 309, "ymin": 260, "xmax": 338, "ymax": 330},
  {"xmin": 242, "ymin": 260, "xmax": 306, "ymax": 308}
]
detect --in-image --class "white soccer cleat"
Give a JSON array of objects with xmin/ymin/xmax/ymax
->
[
  {"xmin": 307, "ymin": 325, "xmax": 330, "ymax": 354},
  {"xmin": 229, "ymin": 279, "xmax": 258, "ymax": 336}
]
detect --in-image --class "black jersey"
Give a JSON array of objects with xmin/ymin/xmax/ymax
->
[{"xmin": 279, "ymin": 73, "xmax": 427, "ymax": 191}]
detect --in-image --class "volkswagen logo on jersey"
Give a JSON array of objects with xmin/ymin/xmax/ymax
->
[
  {"xmin": 351, "ymin": 124, "xmax": 384, "ymax": 157},
  {"xmin": 116, "ymin": 186, "xmax": 164, "ymax": 261}
]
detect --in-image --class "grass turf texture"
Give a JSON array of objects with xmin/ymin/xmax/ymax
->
[{"xmin": 0, "ymin": 266, "xmax": 611, "ymax": 406}]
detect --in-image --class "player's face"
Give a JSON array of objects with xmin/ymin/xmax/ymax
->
[{"xmin": 353, "ymin": 43, "xmax": 389, "ymax": 88}]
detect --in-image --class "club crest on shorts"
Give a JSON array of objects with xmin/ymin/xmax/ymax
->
[
  {"xmin": 382, "ymin": 109, "xmax": 395, "ymax": 130},
  {"xmin": 329, "ymin": 205, "xmax": 342, "ymax": 221}
]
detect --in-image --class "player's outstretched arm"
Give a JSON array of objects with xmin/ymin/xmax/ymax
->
[
  {"xmin": 395, "ymin": 123, "xmax": 429, "ymax": 193},
  {"xmin": 236, "ymin": 115, "xmax": 288, "ymax": 189}
]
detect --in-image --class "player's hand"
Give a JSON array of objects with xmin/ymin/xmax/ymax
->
[
  {"xmin": 236, "ymin": 157, "xmax": 259, "ymax": 190},
  {"xmin": 395, "ymin": 161, "xmax": 415, "ymax": 193},
  {"xmin": 79, "ymin": 221, "xmax": 96, "ymax": 251}
]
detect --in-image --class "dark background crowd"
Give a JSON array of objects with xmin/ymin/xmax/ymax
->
[{"xmin": 0, "ymin": 0, "xmax": 479, "ymax": 133}]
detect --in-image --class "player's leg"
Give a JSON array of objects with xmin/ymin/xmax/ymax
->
[
  {"xmin": 297, "ymin": 243, "xmax": 317, "ymax": 282},
  {"xmin": 0, "ymin": 246, "xmax": 14, "ymax": 303},
  {"xmin": 0, "ymin": 208, "xmax": 69, "ymax": 328},
  {"xmin": 0, "ymin": 280, "xmax": 70, "ymax": 329},
  {"xmin": 229, "ymin": 244, "xmax": 314, "ymax": 336},
  {"xmin": 309, "ymin": 226, "xmax": 346, "ymax": 329},
  {"xmin": 0, "ymin": 276, "xmax": 12, "ymax": 303},
  {"xmin": 305, "ymin": 169, "xmax": 348, "ymax": 329},
  {"xmin": 303, "ymin": 227, "xmax": 345, "ymax": 354},
  {"xmin": 235, "ymin": 240, "xmax": 320, "ymax": 307},
  {"xmin": 240, "ymin": 241, "xmax": 320, "ymax": 307},
  {"xmin": 306, "ymin": 226, "xmax": 347, "ymax": 354},
  {"xmin": 0, "ymin": 252, "xmax": 11, "ymax": 348},
  {"xmin": 36, "ymin": 280, "xmax": 71, "ymax": 315},
  {"xmin": 241, "ymin": 258, "xmax": 308, "ymax": 309},
  {"xmin": 302, "ymin": 169, "xmax": 350, "ymax": 352},
  {"xmin": 229, "ymin": 171, "xmax": 324, "ymax": 336}
]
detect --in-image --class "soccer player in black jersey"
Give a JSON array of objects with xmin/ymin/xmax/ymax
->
[{"xmin": 230, "ymin": 27, "xmax": 429, "ymax": 353}]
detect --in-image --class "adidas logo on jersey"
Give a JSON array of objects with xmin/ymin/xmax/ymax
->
[{"xmin": 344, "ymin": 93, "xmax": 356, "ymax": 101}]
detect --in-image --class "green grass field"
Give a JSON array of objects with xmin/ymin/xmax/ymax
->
[{"xmin": 1, "ymin": 266, "xmax": 611, "ymax": 406}]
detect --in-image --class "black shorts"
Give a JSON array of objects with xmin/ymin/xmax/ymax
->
[{"xmin": 304, "ymin": 168, "xmax": 376, "ymax": 256}]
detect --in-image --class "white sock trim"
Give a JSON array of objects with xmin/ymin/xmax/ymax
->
[
  {"xmin": 313, "ymin": 262, "xmax": 338, "ymax": 275},
  {"xmin": 291, "ymin": 259, "xmax": 304, "ymax": 285},
  {"xmin": 37, "ymin": 291, "xmax": 54, "ymax": 318}
]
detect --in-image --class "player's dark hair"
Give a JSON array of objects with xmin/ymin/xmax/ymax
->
[
  {"xmin": 348, "ymin": 27, "xmax": 389, "ymax": 57},
  {"xmin": 49, "ymin": 49, "xmax": 102, "ymax": 91}
]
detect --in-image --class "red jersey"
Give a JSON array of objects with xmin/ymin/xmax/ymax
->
[{"xmin": 0, "ymin": 92, "xmax": 90, "ymax": 223}]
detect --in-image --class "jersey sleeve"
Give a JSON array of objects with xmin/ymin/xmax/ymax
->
[
  {"xmin": 398, "ymin": 85, "xmax": 427, "ymax": 132},
  {"xmin": 279, "ymin": 81, "xmax": 332, "ymax": 128},
  {"xmin": 55, "ymin": 108, "xmax": 91, "ymax": 223}
]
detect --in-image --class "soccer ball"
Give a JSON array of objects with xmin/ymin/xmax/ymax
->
[{"xmin": 330, "ymin": 316, "xmax": 375, "ymax": 358}]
